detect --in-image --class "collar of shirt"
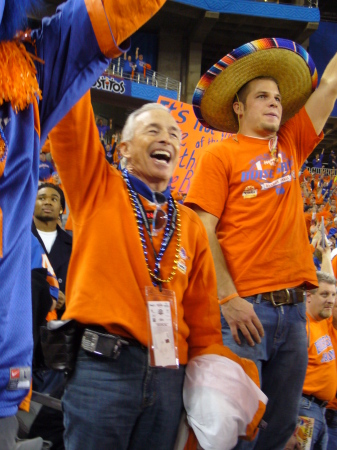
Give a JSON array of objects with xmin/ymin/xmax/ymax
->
[{"xmin": 128, "ymin": 172, "xmax": 171, "ymax": 202}]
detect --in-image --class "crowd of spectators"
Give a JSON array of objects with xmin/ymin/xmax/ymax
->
[
  {"xmin": 301, "ymin": 167, "xmax": 337, "ymax": 257},
  {"xmin": 122, "ymin": 47, "xmax": 151, "ymax": 80}
]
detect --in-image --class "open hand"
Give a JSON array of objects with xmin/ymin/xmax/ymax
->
[{"xmin": 221, "ymin": 297, "xmax": 264, "ymax": 346}]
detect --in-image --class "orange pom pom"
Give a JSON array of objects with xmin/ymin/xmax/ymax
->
[{"xmin": 0, "ymin": 32, "xmax": 42, "ymax": 113}]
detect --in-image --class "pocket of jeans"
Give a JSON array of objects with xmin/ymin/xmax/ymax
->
[{"xmin": 296, "ymin": 302, "xmax": 307, "ymax": 322}]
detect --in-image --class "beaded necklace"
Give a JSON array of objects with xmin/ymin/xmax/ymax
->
[{"xmin": 122, "ymin": 169, "xmax": 181, "ymax": 287}]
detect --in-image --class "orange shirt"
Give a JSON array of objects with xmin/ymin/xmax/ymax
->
[
  {"xmin": 49, "ymin": 91, "xmax": 223, "ymax": 364},
  {"xmin": 326, "ymin": 319, "xmax": 337, "ymax": 410},
  {"xmin": 303, "ymin": 314, "xmax": 337, "ymax": 401},
  {"xmin": 303, "ymin": 169, "xmax": 311, "ymax": 179},
  {"xmin": 64, "ymin": 214, "xmax": 72, "ymax": 232},
  {"xmin": 185, "ymin": 107, "xmax": 323, "ymax": 296}
]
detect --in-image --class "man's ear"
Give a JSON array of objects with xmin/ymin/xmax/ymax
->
[
  {"xmin": 233, "ymin": 101, "xmax": 244, "ymax": 115},
  {"xmin": 306, "ymin": 291, "xmax": 312, "ymax": 304},
  {"xmin": 119, "ymin": 141, "xmax": 130, "ymax": 158}
]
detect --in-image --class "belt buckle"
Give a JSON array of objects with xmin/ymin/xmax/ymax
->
[{"xmin": 270, "ymin": 288, "xmax": 291, "ymax": 307}]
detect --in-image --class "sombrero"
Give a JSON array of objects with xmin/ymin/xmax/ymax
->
[{"xmin": 193, "ymin": 38, "xmax": 318, "ymax": 133}]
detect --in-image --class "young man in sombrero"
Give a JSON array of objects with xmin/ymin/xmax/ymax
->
[
  {"xmin": 185, "ymin": 38, "xmax": 337, "ymax": 449},
  {"xmin": 0, "ymin": 1, "xmax": 166, "ymax": 448}
]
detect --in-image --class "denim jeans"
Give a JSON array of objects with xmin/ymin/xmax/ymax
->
[
  {"xmin": 221, "ymin": 295, "xmax": 308, "ymax": 450},
  {"xmin": 326, "ymin": 409, "xmax": 337, "ymax": 450},
  {"xmin": 62, "ymin": 346, "xmax": 185, "ymax": 450},
  {"xmin": 299, "ymin": 397, "xmax": 328, "ymax": 450}
]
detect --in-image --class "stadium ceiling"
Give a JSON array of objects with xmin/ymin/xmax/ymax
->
[{"xmin": 34, "ymin": 0, "xmax": 337, "ymax": 153}]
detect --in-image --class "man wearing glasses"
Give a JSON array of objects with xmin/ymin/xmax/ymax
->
[{"xmin": 47, "ymin": 93, "xmax": 231, "ymax": 450}]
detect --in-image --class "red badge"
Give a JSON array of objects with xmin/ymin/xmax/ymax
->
[{"xmin": 11, "ymin": 368, "xmax": 20, "ymax": 379}]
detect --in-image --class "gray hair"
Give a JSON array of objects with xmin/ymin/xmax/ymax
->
[
  {"xmin": 310, "ymin": 271, "xmax": 336, "ymax": 293},
  {"xmin": 121, "ymin": 103, "xmax": 172, "ymax": 142}
]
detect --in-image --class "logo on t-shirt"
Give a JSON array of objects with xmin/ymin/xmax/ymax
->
[
  {"xmin": 241, "ymin": 150, "xmax": 294, "ymax": 196},
  {"xmin": 242, "ymin": 186, "xmax": 257, "ymax": 199},
  {"xmin": 177, "ymin": 247, "xmax": 189, "ymax": 275}
]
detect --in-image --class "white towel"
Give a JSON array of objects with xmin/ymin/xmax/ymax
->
[{"xmin": 183, "ymin": 354, "xmax": 268, "ymax": 450}]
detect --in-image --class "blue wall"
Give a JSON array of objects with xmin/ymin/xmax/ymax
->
[
  {"xmin": 173, "ymin": 0, "xmax": 320, "ymax": 22},
  {"xmin": 310, "ymin": 21, "xmax": 337, "ymax": 118}
]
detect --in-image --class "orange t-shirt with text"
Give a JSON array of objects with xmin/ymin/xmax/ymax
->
[
  {"xmin": 303, "ymin": 314, "xmax": 337, "ymax": 402},
  {"xmin": 326, "ymin": 319, "xmax": 337, "ymax": 410},
  {"xmin": 185, "ymin": 107, "xmax": 323, "ymax": 296}
]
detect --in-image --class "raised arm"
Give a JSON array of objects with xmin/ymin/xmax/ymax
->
[
  {"xmin": 37, "ymin": 0, "xmax": 167, "ymax": 141},
  {"xmin": 305, "ymin": 53, "xmax": 337, "ymax": 135}
]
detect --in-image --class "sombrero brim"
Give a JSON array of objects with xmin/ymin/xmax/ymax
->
[{"xmin": 193, "ymin": 38, "xmax": 318, "ymax": 133}]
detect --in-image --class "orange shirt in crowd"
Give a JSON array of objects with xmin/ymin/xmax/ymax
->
[
  {"xmin": 185, "ymin": 107, "xmax": 323, "ymax": 296},
  {"xmin": 326, "ymin": 319, "xmax": 337, "ymax": 410},
  {"xmin": 49, "ymin": 91, "xmax": 223, "ymax": 365},
  {"xmin": 302, "ymin": 314, "xmax": 337, "ymax": 402},
  {"xmin": 299, "ymin": 169, "xmax": 311, "ymax": 184},
  {"xmin": 316, "ymin": 210, "xmax": 334, "ymax": 232}
]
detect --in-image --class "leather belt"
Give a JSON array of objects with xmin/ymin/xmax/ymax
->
[
  {"xmin": 302, "ymin": 393, "xmax": 328, "ymax": 408},
  {"xmin": 261, "ymin": 287, "xmax": 306, "ymax": 307}
]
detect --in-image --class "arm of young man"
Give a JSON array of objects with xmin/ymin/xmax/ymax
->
[
  {"xmin": 305, "ymin": 53, "xmax": 337, "ymax": 135},
  {"xmin": 193, "ymin": 206, "xmax": 264, "ymax": 346}
]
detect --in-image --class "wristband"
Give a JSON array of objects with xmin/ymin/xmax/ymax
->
[{"xmin": 218, "ymin": 292, "xmax": 239, "ymax": 305}]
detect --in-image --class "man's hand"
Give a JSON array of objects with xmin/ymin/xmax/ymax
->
[
  {"xmin": 220, "ymin": 297, "xmax": 264, "ymax": 346},
  {"xmin": 283, "ymin": 434, "xmax": 300, "ymax": 450},
  {"xmin": 311, "ymin": 229, "xmax": 322, "ymax": 249},
  {"xmin": 56, "ymin": 291, "xmax": 66, "ymax": 310}
]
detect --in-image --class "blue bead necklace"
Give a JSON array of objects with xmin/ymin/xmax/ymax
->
[
  {"xmin": 122, "ymin": 169, "xmax": 181, "ymax": 286},
  {"xmin": 0, "ymin": 128, "xmax": 8, "ymax": 164}
]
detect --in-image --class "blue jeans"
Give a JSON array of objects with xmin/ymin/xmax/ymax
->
[
  {"xmin": 63, "ymin": 346, "xmax": 185, "ymax": 450},
  {"xmin": 221, "ymin": 295, "xmax": 308, "ymax": 450},
  {"xmin": 326, "ymin": 409, "xmax": 337, "ymax": 450},
  {"xmin": 299, "ymin": 397, "xmax": 328, "ymax": 449}
]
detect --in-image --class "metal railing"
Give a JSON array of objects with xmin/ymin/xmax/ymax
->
[
  {"xmin": 253, "ymin": 0, "xmax": 318, "ymax": 5},
  {"xmin": 309, "ymin": 167, "xmax": 337, "ymax": 177},
  {"xmin": 104, "ymin": 58, "xmax": 181, "ymax": 100}
]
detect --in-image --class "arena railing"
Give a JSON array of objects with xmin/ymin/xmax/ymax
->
[
  {"xmin": 105, "ymin": 58, "xmax": 182, "ymax": 100},
  {"xmin": 254, "ymin": 0, "xmax": 318, "ymax": 5},
  {"xmin": 309, "ymin": 167, "xmax": 337, "ymax": 177}
]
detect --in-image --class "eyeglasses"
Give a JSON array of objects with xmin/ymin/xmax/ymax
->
[{"xmin": 152, "ymin": 192, "xmax": 167, "ymax": 236}]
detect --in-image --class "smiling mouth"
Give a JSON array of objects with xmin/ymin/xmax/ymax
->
[{"xmin": 150, "ymin": 150, "xmax": 171, "ymax": 164}]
